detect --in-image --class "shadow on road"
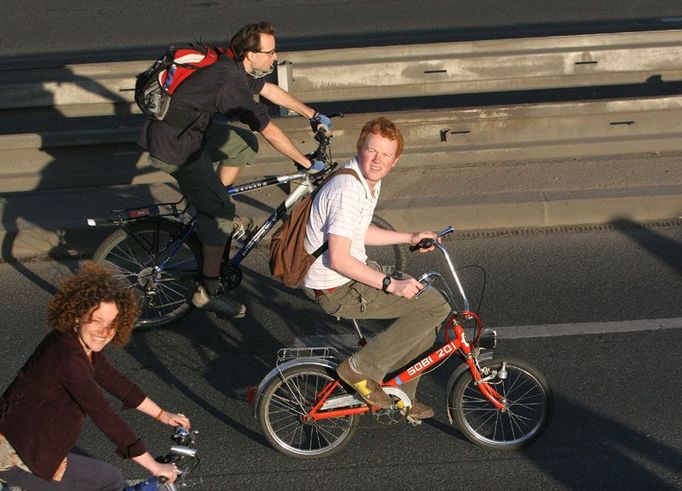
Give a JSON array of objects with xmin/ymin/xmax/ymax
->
[
  {"xmin": 0, "ymin": 66, "xmax": 155, "ymax": 293},
  {"xmin": 610, "ymin": 217, "xmax": 682, "ymax": 276},
  {"xmin": 123, "ymin": 262, "xmax": 340, "ymax": 449}
]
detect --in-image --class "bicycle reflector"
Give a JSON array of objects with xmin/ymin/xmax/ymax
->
[{"xmin": 478, "ymin": 328, "xmax": 497, "ymax": 350}]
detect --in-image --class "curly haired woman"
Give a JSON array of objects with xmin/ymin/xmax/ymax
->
[{"xmin": 0, "ymin": 262, "xmax": 191, "ymax": 490}]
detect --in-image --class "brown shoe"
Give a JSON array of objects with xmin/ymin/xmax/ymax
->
[
  {"xmin": 337, "ymin": 358, "xmax": 392, "ymax": 409},
  {"xmin": 409, "ymin": 399, "xmax": 435, "ymax": 419}
]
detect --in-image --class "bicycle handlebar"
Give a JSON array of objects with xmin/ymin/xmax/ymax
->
[
  {"xmin": 154, "ymin": 426, "xmax": 199, "ymax": 488},
  {"xmin": 411, "ymin": 226, "xmax": 471, "ymax": 312},
  {"xmin": 408, "ymin": 226, "xmax": 455, "ymax": 251}
]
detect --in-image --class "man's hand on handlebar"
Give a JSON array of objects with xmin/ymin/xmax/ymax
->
[
  {"xmin": 386, "ymin": 277, "xmax": 426, "ymax": 299},
  {"xmin": 308, "ymin": 158, "xmax": 327, "ymax": 173},
  {"xmin": 309, "ymin": 111, "xmax": 333, "ymax": 135},
  {"xmin": 295, "ymin": 156, "xmax": 328, "ymax": 174},
  {"xmin": 408, "ymin": 231, "xmax": 440, "ymax": 253}
]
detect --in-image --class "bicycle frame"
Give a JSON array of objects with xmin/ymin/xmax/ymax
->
[
  {"xmin": 226, "ymin": 171, "xmax": 313, "ymax": 266},
  {"xmin": 288, "ymin": 229, "xmax": 506, "ymax": 422},
  {"xmin": 91, "ymin": 169, "xmax": 320, "ymax": 274},
  {"xmin": 89, "ymin": 126, "xmax": 335, "ymax": 274},
  {"xmin": 303, "ymin": 314, "xmax": 504, "ymax": 423}
]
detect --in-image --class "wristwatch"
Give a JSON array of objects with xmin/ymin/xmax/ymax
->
[{"xmin": 381, "ymin": 275, "xmax": 392, "ymax": 292}]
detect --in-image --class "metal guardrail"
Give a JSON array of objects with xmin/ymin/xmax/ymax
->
[{"xmin": 1, "ymin": 30, "xmax": 681, "ymax": 114}]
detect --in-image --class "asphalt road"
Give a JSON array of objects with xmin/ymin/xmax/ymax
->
[
  {"xmin": 0, "ymin": 224, "xmax": 680, "ymax": 490},
  {"xmin": 2, "ymin": 1, "xmax": 682, "ymax": 66},
  {"xmin": 1, "ymin": 3, "xmax": 682, "ymax": 488}
]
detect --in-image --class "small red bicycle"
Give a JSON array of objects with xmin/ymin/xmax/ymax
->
[{"xmin": 253, "ymin": 226, "xmax": 552, "ymax": 458}]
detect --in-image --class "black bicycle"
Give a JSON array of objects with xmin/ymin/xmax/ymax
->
[{"xmin": 88, "ymin": 129, "xmax": 406, "ymax": 327}]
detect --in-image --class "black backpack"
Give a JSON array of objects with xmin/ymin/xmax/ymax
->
[{"xmin": 134, "ymin": 43, "xmax": 220, "ymax": 123}]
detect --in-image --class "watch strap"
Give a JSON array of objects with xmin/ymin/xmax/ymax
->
[{"xmin": 381, "ymin": 275, "xmax": 392, "ymax": 292}]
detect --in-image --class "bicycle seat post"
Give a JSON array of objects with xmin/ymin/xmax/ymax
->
[{"xmin": 351, "ymin": 319, "xmax": 367, "ymax": 347}]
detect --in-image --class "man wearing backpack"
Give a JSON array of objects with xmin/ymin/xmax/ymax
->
[
  {"xmin": 138, "ymin": 21, "xmax": 331, "ymax": 319},
  {"xmin": 303, "ymin": 117, "xmax": 451, "ymax": 419}
]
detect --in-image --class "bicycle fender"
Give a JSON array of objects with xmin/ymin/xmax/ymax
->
[
  {"xmin": 251, "ymin": 357, "xmax": 339, "ymax": 418},
  {"xmin": 445, "ymin": 351, "xmax": 494, "ymax": 425}
]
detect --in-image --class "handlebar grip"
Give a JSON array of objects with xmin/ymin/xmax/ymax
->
[{"xmin": 409, "ymin": 238, "xmax": 435, "ymax": 252}]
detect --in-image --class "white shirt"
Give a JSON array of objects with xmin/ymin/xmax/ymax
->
[{"xmin": 303, "ymin": 158, "xmax": 381, "ymax": 289}]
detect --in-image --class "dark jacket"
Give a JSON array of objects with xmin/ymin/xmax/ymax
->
[
  {"xmin": 138, "ymin": 54, "xmax": 271, "ymax": 166},
  {"xmin": 0, "ymin": 329, "xmax": 147, "ymax": 480}
]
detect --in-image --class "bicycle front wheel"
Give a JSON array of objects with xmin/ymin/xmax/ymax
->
[
  {"xmin": 92, "ymin": 219, "xmax": 202, "ymax": 327},
  {"xmin": 257, "ymin": 365, "xmax": 359, "ymax": 459},
  {"xmin": 368, "ymin": 214, "xmax": 407, "ymax": 273},
  {"xmin": 449, "ymin": 358, "xmax": 552, "ymax": 450}
]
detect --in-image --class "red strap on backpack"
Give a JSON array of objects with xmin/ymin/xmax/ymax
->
[{"xmin": 159, "ymin": 48, "xmax": 219, "ymax": 95}]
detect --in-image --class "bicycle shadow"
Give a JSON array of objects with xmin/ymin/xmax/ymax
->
[
  {"xmin": 123, "ymin": 258, "xmax": 338, "ymax": 448},
  {"xmin": 422, "ymin": 390, "xmax": 682, "ymax": 489},
  {"xmin": 121, "ymin": 245, "xmax": 482, "ymax": 450},
  {"xmin": 0, "ymin": 66, "xmax": 155, "ymax": 292},
  {"xmin": 121, "ymin": 221, "xmax": 682, "ymax": 472}
]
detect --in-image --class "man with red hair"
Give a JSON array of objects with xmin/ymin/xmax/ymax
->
[{"xmin": 304, "ymin": 117, "xmax": 450, "ymax": 419}]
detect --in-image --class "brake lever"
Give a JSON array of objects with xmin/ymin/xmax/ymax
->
[{"xmin": 415, "ymin": 274, "xmax": 432, "ymax": 298}]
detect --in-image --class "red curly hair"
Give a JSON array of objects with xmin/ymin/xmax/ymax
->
[
  {"xmin": 47, "ymin": 261, "xmax": 140, "ymax": 346},
  {"xmin": 356, "ymin": 116, "xmax": 404, "ymax": 158}
]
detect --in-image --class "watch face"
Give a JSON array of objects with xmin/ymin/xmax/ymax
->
[{"xmin": 382, "ymin": 275, "xmax": 392, "ymax": 291}]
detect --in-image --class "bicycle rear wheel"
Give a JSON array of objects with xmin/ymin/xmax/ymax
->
[
  {"xmin": 449, "ymin": 358, "xmax": 552, "ymax": 450},
  {"xmin": 257, "ymin": 365, "xmax": 359, "ymax": 458},
  {"xmin": 367, "ymin": 214, "xmax": 407, "ymax": 273},
  {"xmin": 92, "ymin": 219, "xmax": 201, "ymax": 327}
]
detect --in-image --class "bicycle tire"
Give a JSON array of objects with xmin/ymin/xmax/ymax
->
[
  {"xmin": 257, "ymin": 364, "xmax": 359, "ymax": 459},
  {"xmin": 449, "ymin": 357, "xmax": 552, "ymax": 450},
  {"xmin": 92, "ymin": 219, "xmax": 202, "ymax": 327},
  {"xmin": 368, "ymin": 214, "xmax": 408, "ymax": 273}
]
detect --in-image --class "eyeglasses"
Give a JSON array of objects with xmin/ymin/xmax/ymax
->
[{"xmin": 254, "ymin": 49, "xmax": 276, "ymax": 56}]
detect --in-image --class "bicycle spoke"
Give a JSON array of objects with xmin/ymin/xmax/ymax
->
[
  {"xmin": 260, "ymin": 367, "xmax": 358, "ymax": 457},
  {"xmin": 452, "ymin": 361, "xmax": 550, "ymax": 448},
  {"xmin": 270, "ymin": 392, "xmax": 308, "ymax": 417},
  {"xmin": 94, "ymin": 222, "xmax": 201, "ymax": 326}
]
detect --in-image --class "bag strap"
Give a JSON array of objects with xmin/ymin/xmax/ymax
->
[{"xmin": 311, "ymin": 168, "xmax": 362, "ymax": 257}]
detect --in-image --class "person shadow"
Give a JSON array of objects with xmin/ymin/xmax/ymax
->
[
  {"xmin": 122, "ymin": 259, "xmax": 344, "ymax": 449},
  {"xmin": 0, "ymin": 66, "xmax": 160, "ymax": 293},
  {"xmin": 609, "ymin": 217, "xmax": 682, "ymax": 276}
]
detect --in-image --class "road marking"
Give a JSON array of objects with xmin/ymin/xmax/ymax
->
[
  {"xmin": 294, "ymin": 317, "xmax": 682, "ymax": 349},
  {"xmin": 492, "ymin": 317, "xmax": 682, "ymax": 339}
]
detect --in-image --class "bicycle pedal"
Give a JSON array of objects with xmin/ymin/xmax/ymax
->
[
  {"xmin": 231, "ymin": 219, "xmax": 255, "ymax": 249},
  {"xmin": 406, "ymin": 415, "xmax": 423, "ymax": 426}
]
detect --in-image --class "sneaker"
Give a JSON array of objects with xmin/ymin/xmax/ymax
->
[
  {"xmin": 192, "ymin": 284, "xmax": 246, "ymax": 319},
  {"xmin": 409, "ymin": 399, "xmax": 434, "ymax": 420},
  {"xmin": 336, "ymin": 358, "xmax": 393, "ymax": 409}
]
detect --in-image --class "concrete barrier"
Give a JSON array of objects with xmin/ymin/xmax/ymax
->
[
  {"xmin": 2, "ymin": 96, "xmax": 682, "ymax": 192},
  {"xmin": 1, "ymin": 30, "xmax": 681, "ymax": 114},
  {"xmin": 277, "ymin": 30, "xmax": 682, "ymax": 104}
]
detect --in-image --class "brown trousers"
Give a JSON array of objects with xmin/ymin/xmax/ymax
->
[{"xmin": 311, "ymin": 263, "xmax": 450, "ymax": 398}]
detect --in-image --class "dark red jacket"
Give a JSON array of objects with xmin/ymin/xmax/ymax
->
[{"xmin": 0, "ymin": 329, "xmax": 147, "ymax": 480}]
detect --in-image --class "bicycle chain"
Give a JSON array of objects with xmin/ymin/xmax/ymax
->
[{"xmin": 304, "ymin": 405, "xmax": 414, "ymax": 431}]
